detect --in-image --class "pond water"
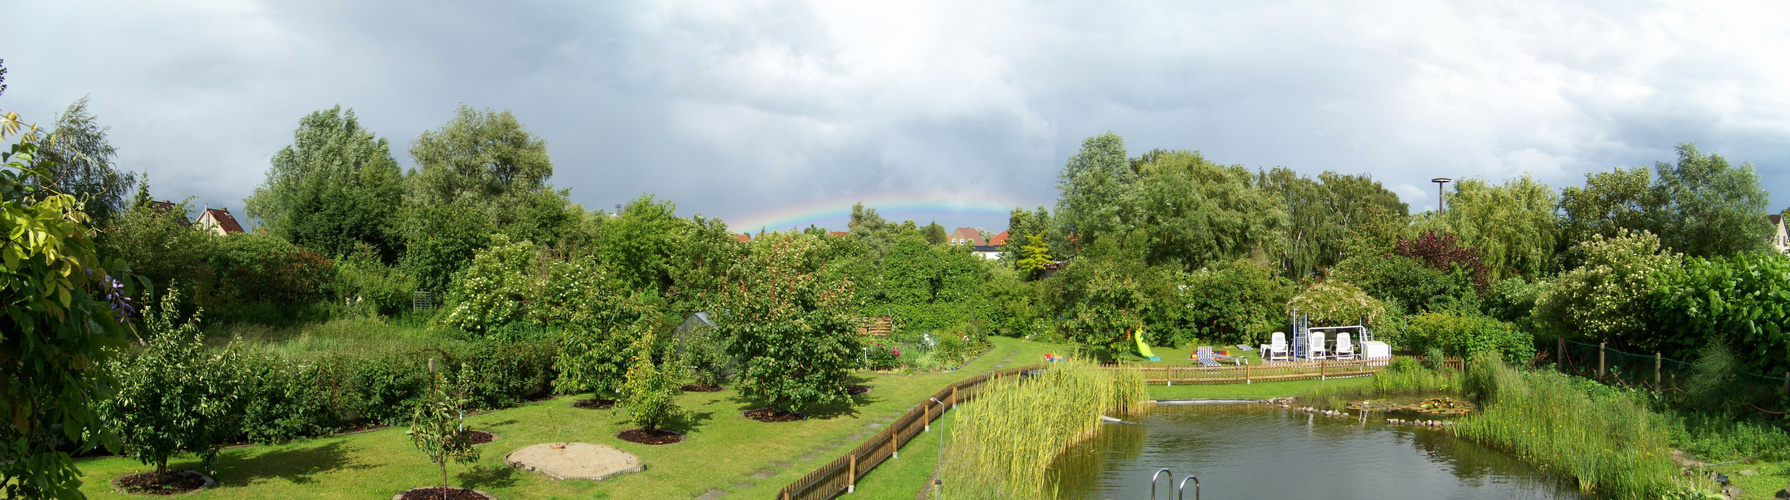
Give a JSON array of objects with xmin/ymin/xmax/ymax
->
[{"xmin": 1046, "ymin": 402, "xmax": 1584, "ymax": 500}]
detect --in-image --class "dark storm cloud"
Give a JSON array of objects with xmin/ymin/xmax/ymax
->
[{"xmin": 2, "ymin": 1, "xmax": 1786, "ymax": 231}]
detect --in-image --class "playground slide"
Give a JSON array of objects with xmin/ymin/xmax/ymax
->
[{"xmin": 1134, "ymin": 329, "xmax": 1161, "ymax": 362}]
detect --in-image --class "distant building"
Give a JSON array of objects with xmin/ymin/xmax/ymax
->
[
  {"xmin": 987, "ymin": 231, "xmax": 1010, "ymax": 247},
  {"xmin": 948, "ymin": 227, "xmax": 985, "ymax": 246},
  {"xmin": 195, "ymin": 208, "xmax": 245, "ymax": 236},
  {"xmin": 828, "ymin": 231, "xmax": 849, "ymax": 238},
  {"xmin": 146, "ymin": 200, "xmax": 189, "ymax": 224},
  {"xmin": 972, "ymin": 245, "xmax": 1002, "ymax": 260},
  {"xmin": 736, "ymin": 233, "xmax": 751, "ymax": 243},
  {"xmin": 1771, "ymin": 214, "xmax": 1789, "ymax": 256}
]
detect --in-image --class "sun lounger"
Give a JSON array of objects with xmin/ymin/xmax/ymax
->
[
  {"xmin": 1195, "ymin": 346, "xmax": 1245, "ymax": 367},
  {"xmin": 1308, "ymin": 331, "xmax": 1329, "ymax": 360}
]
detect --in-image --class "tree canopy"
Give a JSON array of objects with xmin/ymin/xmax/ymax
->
[
  {"xmin": 408, "ymin": 105, "xmax": 554, "ymax": 207},
  {"xmin": 245, "ymin": 106, "xmax": 405, "ymax": 261}
]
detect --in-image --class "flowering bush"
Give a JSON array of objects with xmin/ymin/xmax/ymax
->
[
  {"xmin": 1288, "ymin": 281, "xmax": 1386, "ymax": 327},
  {"xmin": 864, "ymin": 342, "xmax": 901, "ymax": 370}
]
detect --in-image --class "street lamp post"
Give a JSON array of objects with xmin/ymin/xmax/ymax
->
[{"xmin": 1432, "ymin": 178, "xmax": 1451, "ymax": 214}]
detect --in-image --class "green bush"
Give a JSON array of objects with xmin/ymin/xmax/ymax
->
[
  {"xmin": 1159, "ymin": 259, "xmax": 1294, "ymax": 346},
  {"xmin": 211, "ymin": 233, "xmax": 336, "ymax": 308},
  {"xmin": 1404, "ymin": 310, "xmax": 1535, "ymax": 364},
  {"xmin": 99, "ymin": 288, "xmax": 246, "ymax": 478},
  {"xmin": 1532, "ymin": 229, "xmax": 1677, "ymax": 344},
  {"xmin": 238, "ymin": 354, "xmax": 343, "ymax": 443},
  {"xmin": 1650, "ymin": 252, "xmax": 1790, "ymax": 375},
  {"xmin": 441, "ymin": 234, "xmax": 537, "ymax": 333},
  {"xmin": 332, "ymin": 248, "xmax": 417, "ymax": 317},
  {"xmin": 623, "ymin": 329, "xmax": 686, "ymax": 432},
  {"xmin": 1331, "ymin": 253, "xmax": 1478, "ymax": 314}
]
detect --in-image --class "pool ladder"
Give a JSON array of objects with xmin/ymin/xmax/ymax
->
[{"xmin": 1149, "ymin": 468, "xmax": 1200, "ymax": 500}]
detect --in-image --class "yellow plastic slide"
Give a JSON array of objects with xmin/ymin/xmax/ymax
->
[{"xmin": 1134, "ymin": 328, "xmax": 1161, "ymax": 361}]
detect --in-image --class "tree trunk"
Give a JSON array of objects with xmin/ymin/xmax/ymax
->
[{"xmin": 440, "ymin": 461, "xmax": 449, "ymax": 498}]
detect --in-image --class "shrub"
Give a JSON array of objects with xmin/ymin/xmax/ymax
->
[
  {"xmin": 623, "ymin": 329, "xmax": 686, "ymax": 432},
  {"xmin": 720, "ymin": 233, "xmax": 862, "ymax": 412},
  {"xmin": 1532, "ymin": 229, "xmax": 1678, "ymax": 344},
  {"xmin": 554, "ymin": 293, "xmax": 661, "ymax": 399},
  {"xmin": 237, "ymin": 353, "xmax": 341, "ymax": 443},
  {"xmin": 211, "ymin": 233, "xmax": 335, "ymax": 307},
  {"xmin": 863, "ymin": 342, "xmax": 901, "ymax": 370},
  {"xmin": 1331, "ymin": 253, "xmax": 1478, "ymax": 314},
  {"xmin": 1161, "ymin": 259, "xmax": 1294, "ymax": 346},
  {"xmin": 441, "ymin": 234, "xmax": 537, "ymax": 333},
  {"xmin": 1288, "ymin": 281, "xmax": 1385, "ymax": 327},
  {"xmin": 1049, "ymin": 259, "xmax": 1146, "ymax": 352},
  {"xmin": 1650, "ymin": 252, "xmax": 1790, "ymax": 375},
  {"xmin": 332, "ymin": 248, "xmax": 416, "ymax": 317},
  {"xmin": 99, "ymin": 287, "xmax": 246, "ymax": 479},
  {"xmin": 1395, "ymin": 230, "xmax": 1491, "ymax": 291},
  {"xmin": 1404, "ymin": 310, "xmax": 1534, "ymax": 364},
  {"xmin": 1481, "ymin": 277, "xmax": 1541, "ymax": 330}
]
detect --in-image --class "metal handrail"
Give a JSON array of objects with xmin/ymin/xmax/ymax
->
[
  {"xmin": 1178, "ymin": 475, "xmax": 1201, "ymax": 500},
  {"xmin": 1150, "ymin": 469, "xmax": 1174, "ymax": 500}
]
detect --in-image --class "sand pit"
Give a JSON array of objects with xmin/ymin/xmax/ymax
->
[{"xmin": 505, "ymin": 443, "xmax": 644, "ymax": 481}]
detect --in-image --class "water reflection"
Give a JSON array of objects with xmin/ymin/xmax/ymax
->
[{"xmin": 1046, "ymin": 404, "xmax": 1583, "ymax": 500}]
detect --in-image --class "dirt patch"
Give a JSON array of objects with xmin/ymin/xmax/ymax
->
[
  {"xmin": 742, "ymin": 408, "xmax": 807, "ymax": 422},
  {"xmin": 113, "ymin": 470, "xmax": 212, "ymax": 495},
  {"xmin": 393, "ymin": 487, "xmax": 494, "ymax": 500},
  {"xmin": 616, "ymin": 428, "xmax": 685, "ymax": 445},
  {"xmin": 680, "ymin": 384, "xmax": 724, "ymax": 392},
  {"xmin": 506, "ymin": 442, "xmax": 644, "ymax": 481},
  {"xmin": 846, "ymin": 384, "xmax": 872, "ymax": 395},
  {"xmin": 572, "ymin": 398, "xmax": 617, "ymax": 410},
  {"xmin": 463, "ymin": 430, "xmax": 496, "ymax": 445}
]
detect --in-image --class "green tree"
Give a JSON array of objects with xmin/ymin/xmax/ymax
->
[
  {"xmin": 1017, "ymin": 232, "xmax": 1053, "ymax": 278},
  {"xmin": 96, "ymin": 198, "xmax": 217, "ymax": 304},
  {"xmin": 401, "ymin": 201, "xmax": 493, "ymax": 293},
  {"xmin": 623, "ymin": 328, "xmax": 686, "ymax": 432},
  {"xmin": 595, "ymin": 195, "xmax": 689, "ymax": 293},
  {"xmin": 720, "ymin": 233, "xmax": 861, "ymax": 413},
  {"xmin": 1646, "ymin": 143, "xmax": 1773, "ymax": 258},
  {"xmin": 1437, "ymin": 176, "xmax": 1560, "ymax": 281},
  {"xmin": 552, "ymin": 288, "xmax": 663, "ymax": 400},
  {"xmin": 406, "ymin": 360, "xmax": 480, "ymax": 497},
  {"xmin": 441, "ymin": 234, "xmax": 538, "ymax": 333},
  {"xmin": 1047, "ymin": 258, "xmax": 1146, "ymax": 352},
  {"xmin": 1133, "ymin": 149, "xmax": 1286, "ymax": 270},
  {"xmin": 98, "ymin": 287, "xmax": 244, "ymax": 485},
  {"xmin": 244, "ymin": 106, "xmax": 404, "ymax": 261},
  {"xmin": 1055, "ymin": 132, "xmax": 1137, "ymax": 255},
  {"xmin": 408, "ymin": 105, "xmax": 553, "ymax": 206},
  {"xmin": 36, "ymin": 96, "xmax": 136, "ymax": 223},
  {"xmin": 1001, "ymin": 206, "xmax": 1057, "ymax": 267},
  {"xmin": 2, "ymin": 131, "xmax": 136, "ymax": 499},
  {"xmin": 1262, "ymin": 169, "xmax": 1407, "ymax": 279},
  {"xmin": 922, "ymin": 221, "xmax": 947, "ymax": 245},
  {"xmin": 1559, "ymin": 166, "xmax": 1653, "ymax": 250}
]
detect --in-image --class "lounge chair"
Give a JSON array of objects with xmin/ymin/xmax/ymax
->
[
  {"xmin": 1308, "ymin": 331, "xmax": 1329, "ymax": 360},
  {"xmin": 1264, "ymin": 332, "xmax": 1290, "ymax": 362},
  {"xmin": 1334, "ymin": 332, "xmax": 1355, "ymax": 360},
  {"xmin": 1194, "ymin": 346, "xmax": 1245, "ymax": 367}
]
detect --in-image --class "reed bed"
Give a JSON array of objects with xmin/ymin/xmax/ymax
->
[
  {"xmin": 940, "ymin": 360, "xmax": 1147, "ymax": 499},
  {"xmin": 1451, "ymin": 354, "xmax": 1682, "ymax": 499},
  {"xmin": 1372, "ymin": 357, "xmax": 1455, "ymax": 394}
]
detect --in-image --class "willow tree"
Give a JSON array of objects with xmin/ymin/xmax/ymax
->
[
  {"xmin": 1437, "ymin": 175, "xmax": 1560, "ymax": 281},
  {"xmin": 245, "ymin": 106, "xmax": 404, "ymax": 261}
]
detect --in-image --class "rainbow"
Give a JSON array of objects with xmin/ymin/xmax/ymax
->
[{"xmin": 728, "ymin": 191, "xmax": 1049, "ymax": 234}]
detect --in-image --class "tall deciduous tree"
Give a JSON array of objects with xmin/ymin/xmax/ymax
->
[
  {"xmin": 1437, "ymin": 175, "xmax": 1560, "ymax": 281},
  {"xmin": 1559, "ymin": 166, "xmax": 1652, "ymax": 250},
  {"xmin": 1055, "ymin": 132, "xmax": 1137, "ymax": 255},
  {"xmin": 408, "ymin": 105, "xmax": 553, "ymax": 206},
  {"xmin": 1133, "ymin": 149, "xmax": 1286, "ymax": 270},
  {"xmin": 1261, "ymin": 169, "xmax": 1407, "ymax": 279},
  {"xmin": 246, "ymin": 106, "xmax": 404, "ymax": 261},
  {"xmin": 1647, "ymin": 143, "xmax": 1772, "ymax": 258},
  {"xmin": 37, "ymin": 96, "xmax": 135, "ymax": 223},
  {"xmin": 921, "ymin": 221, "xmax": 947, "ymax": 245}
]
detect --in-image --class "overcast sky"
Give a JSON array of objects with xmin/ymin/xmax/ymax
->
[{"xmin": 3, "ymin": 1, "xmax": 1787, "ymax": 233}]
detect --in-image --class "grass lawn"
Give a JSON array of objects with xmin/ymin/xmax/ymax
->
[{"xmin": 73, "ymin": 336, "xmax": 1070, "ymax": 499}]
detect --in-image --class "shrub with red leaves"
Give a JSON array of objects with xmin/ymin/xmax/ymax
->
[{"xmin": 1394, "ymin": 231, "xmax": 1489, "ymax": 291}]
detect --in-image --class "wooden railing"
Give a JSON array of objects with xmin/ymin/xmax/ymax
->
[
  {"xmin": 776, "ymin": 365, "xmax": 1042, "ymax": 500},
  {"xmin": 856, "ymin": 316, "xmax": 894, "ymax": 337}
]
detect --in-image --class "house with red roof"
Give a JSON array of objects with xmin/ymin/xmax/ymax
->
[
  {"xmin": 736, "ymin": 233, "xmax": 751, "ymax": 243},
  {"xmin": 195, "ymin": 207, "xmax": 245, "ymax": 236},
  {"xmin": 947, "ymin": 227, "xmax": 985, "ymax": 246},
  {"xmin": 987, "ymin": 231, "xmax": 1010, "ymax": 246}
]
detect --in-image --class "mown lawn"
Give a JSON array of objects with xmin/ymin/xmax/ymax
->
[{"xmin": 73, "ymin": 336, "xmax": 1068, "ymax": 499}]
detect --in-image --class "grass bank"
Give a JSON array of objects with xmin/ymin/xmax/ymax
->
[{"xmin": 938, "ymin": 360, "xmax": 1147, "ymax": 499}]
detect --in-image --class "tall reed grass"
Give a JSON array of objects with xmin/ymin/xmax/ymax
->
[
  {"xmin": 1451, "ymin": 353, "xmax": 1681, "ymax": 499},
  {"xmin": 1373, "ymin": 357, "xmax": 1455, "ymax": 393},
  {"xmin": 940, "ymin": 360, "xmax": 1147, "ymax": 499}
]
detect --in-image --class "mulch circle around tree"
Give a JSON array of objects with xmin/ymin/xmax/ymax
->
[
  {"xmin": 615, "ymin": 428, "xmax": 685, "ymax": 445},
  {"xmin": 572, "ymin": 398, "xmax": 616, "ymax": 410},
  {"xmin": 680, "ymin": 384, "xmax": 724, "ymax": 392},
  {"xmin": 112, "ymin": 470, "xmax": 214, "ymax": 496},
  {"xmin": 742, "ymin": 408, "xmax": 808, "ymax": 422},
  {"xmin": 463, "ymin": 430, "xmax": 497, "ymax": 445},
  {"xmin": 392, "ymin": 486, "xmax": 496, "ymax": 500},
  {"xmin": 846, "ymin": 384, "xmax": 872, "ymax": 395}
]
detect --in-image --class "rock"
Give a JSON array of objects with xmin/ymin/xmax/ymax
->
[{"xmin": 1740, "ymin": 469, "xmax": 1757, "ymax": 476}]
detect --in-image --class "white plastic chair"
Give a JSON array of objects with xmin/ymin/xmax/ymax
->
[
  {"xmin": 1334, "ymin": 332, "xmax": 1355, "ymax": 360},
  {"xmin": 1266, "ymin": 332, "xmax": 1290, "ymax": 362},
  {"xmin": 1308, "ymin": 331, "xmax": 1329, "ymax": 360}
]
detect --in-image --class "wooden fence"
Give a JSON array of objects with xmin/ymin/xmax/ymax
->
[
  {"xmin": 776, "ymin": 365, "xmax": 1042, "ymax": 500},
  {"xmin": 1107, "ymin": 358, "xmax": 1416, "ymax": 385}
]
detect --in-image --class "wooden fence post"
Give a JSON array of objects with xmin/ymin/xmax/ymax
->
[
  {"xmin": 782, "ymin": 490, "xmax": 792, "ymax": 500},
  {"xmin": 1246, "ymin": 362, "xmax": 1252, "ymax": 385},
  {"xmin": 1319, "ymin": 360, "xmax": 1326, "ymax": 381},
  {"xmin": 1598, "ymin": 342, "xmax": 1606, "ymax": 378},
  {"xmin": 1557, "ymin": 336, "xmax": 1565, "ymax": 373},
  {"xmin": 889, "ymin": 428, "xmax": 898, "ymax": 459},
  {"xmin": 952, "ymin": 386, "xmax": 958, "ymax": 408},
  {"xmin": 848, "ymin": 454, "xmax": 857, "ymax": 494},
  {"xmin": 1654, "ymin": 353, "xmax": 1661, "ymax": 387},
  {"xmin": 924, "ymin": 402, "xmax": 932, "ymax": 432}
]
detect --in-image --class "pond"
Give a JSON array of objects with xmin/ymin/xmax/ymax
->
[{"xmin": 1046, "ymin": 402, "xmax": 1583, "ymax": 499}]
